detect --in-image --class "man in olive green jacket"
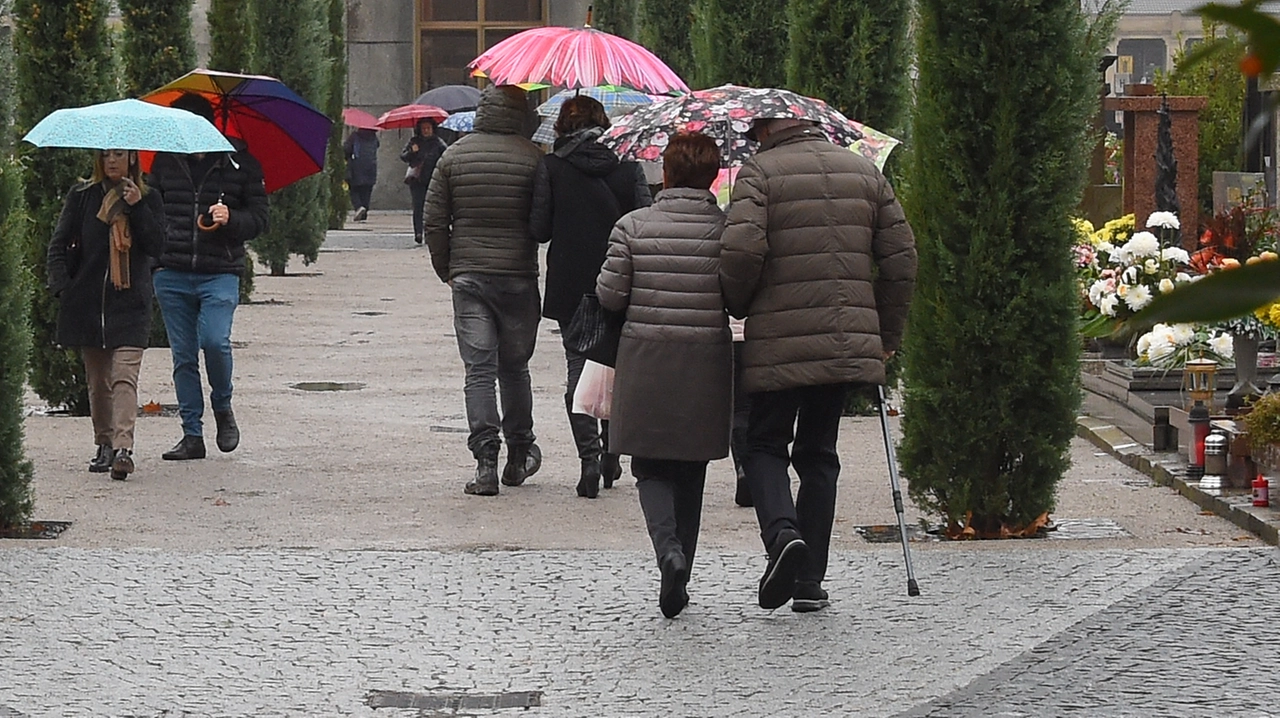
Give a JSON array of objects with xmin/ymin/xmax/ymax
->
[
  {"xmin": 425, "ymin": 84, "xmax": 545, "ymax": 497},
  {"xmin": 720, "ymin": 118, "xmax": 917, "ymax": 613}
]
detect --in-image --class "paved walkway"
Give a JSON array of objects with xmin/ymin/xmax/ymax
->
[{"xmin": 4, "ymin": 212, "xmax": 1279, "ymax": 716}]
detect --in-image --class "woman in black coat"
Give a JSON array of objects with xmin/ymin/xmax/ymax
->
[
  {"xmin": 400, "ymin": 118, "xmax": 446, "ymax": 244},
  {"xmin": 529, "ymin": 95, "xmax": 652, "ymax": 499},
  {"xmin": 47, "ymin": 149, "xmax": 164, "ymax": 480}
]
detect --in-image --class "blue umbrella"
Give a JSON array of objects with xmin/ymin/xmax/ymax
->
[
  {"xmin": 22, "ymin": 98, "xmax": 234, "ymax": 153},
  {"xmin": 441, "ymin": 111, "xmax": 475, "ymax": 133}
]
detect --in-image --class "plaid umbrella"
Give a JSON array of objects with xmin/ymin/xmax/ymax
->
[
  {"xmin": 602, "ymin": 84, "xmax": 897, "ymax": 169},
  {"xmin": 532, "ymin": 86, "xmax": 667, "ymax": 144}
]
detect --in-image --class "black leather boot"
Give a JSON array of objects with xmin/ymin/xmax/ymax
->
[
  {"xmin": 601, "ymin": 453, "xmax": 622, "ymax": 489},
  {"xmin": 110, "ymin": 448, "xmax": 134, "ymax": 481},
  {"xmin": 464, "ymin": 444, "xmax": 500, "ymax": 496},
  {"xmin": 89, "ymin": 444, "xmax": 113, "ymax": 473},
  {"xmin": 577, "ymin": 455, "xmax": 601, "ymax": 499},
  {"xmin": 502, "ymin": 442, "xmax": 541, "ymax": 487},
  {"xmin": 162, "ymin": 435, "xmax": 206, "ymax": 461},
  {"xmin": 214, "ymin": 408, "xmax": 239, "ymax": 453}
]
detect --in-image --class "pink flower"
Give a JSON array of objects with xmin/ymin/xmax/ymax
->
[
  {"xmin": 638, "ymin": 146, "xmax": 662, "ymax": 160},
  {"xmin": 728, "ymin": 108, "xmax": 752, "ymax": 119}
]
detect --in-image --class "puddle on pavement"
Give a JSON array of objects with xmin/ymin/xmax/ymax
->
[{"xmin": 289, "ymin": 381, "xmax": 366, "ymax": 392}]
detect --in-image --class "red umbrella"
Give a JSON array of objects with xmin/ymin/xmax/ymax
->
[
  {"xmin": 468, "ymin": 25, "xmax": 689, "ymax": 95},
  {"xmin": 342, "ymin": 107, "xmax": 380, "ymax": 130},
  {"xmin": 376, "ymin": 104, "xmax": 448, "ymax": 130}
]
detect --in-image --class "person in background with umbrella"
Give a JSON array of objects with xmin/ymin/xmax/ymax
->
[
  {"xmin": 529, "ymin": 96, "xmax": 651, "ymax": 499},
  {"xmin": 400, "ymin": 117, "xmax": 446, "ymax": 245},
  {"xmin": 424, "ymin": 85, "xmax": 545, "ymax": 497},
  {"xmin": 46, "ymin": 149, "xmax": 164, "ymax": 481},
  {"xmin": 344, "ymin": 126, "xmax": 379, "ymax": 222},
  {"xmin": 149, "ymin": 92, "xmax": 270, "ymax": 462},
  {"xmin": 720, "ymin": 117, "xmax": 917, "ymax": 614},
  {"xmin": 595, "ymin": 132, "xmax": 730, "ymax": 618}
]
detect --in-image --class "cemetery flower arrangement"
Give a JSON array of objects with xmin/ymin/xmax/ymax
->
[
  {"xmin": 1077, "ymin": 212, "xmax": 1192, "ymax": 325},
  {"xmin": 1190, "ymin": 196, "xmax": 1280, "ymax": 339},
  {"xmin": 1134, "ymin": 322, "xmax": 1233, "ymax": 369}
]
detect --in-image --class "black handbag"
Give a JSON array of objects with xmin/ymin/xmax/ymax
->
[{"xmin": 563, "ymin": 293, "xmax": 624, "ymax": 367}]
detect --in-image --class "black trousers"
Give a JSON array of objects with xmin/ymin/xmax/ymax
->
[
  {"xmin": 633, "ymin": 458, "xmax": 708, "ymax": 572},
  {"xmin": 409, "ymin": 181, "xmax": 428, "ymax": 237},
  {"xmin": 744, "ymin": 383, "xmax": 848, "ymax": 585},
  {"xmin": 348, "ymin": 184, "xmax": 373, "ymax": 211},
  {"xmin": 730, "ymin": 342, "xmax": 751, "ymax": 475}
]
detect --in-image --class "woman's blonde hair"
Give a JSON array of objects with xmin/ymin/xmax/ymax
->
[{"xmin": 89, "ymin": 150, "xmax": 147, "ymax": 193}]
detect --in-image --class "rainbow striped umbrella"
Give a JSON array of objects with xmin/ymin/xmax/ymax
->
[
  {"xmin": 468, "ymin": 25, "xmax": 689, "ymax": 95},
  {"xmin": 143, "ymin": 69, "xmax": 333, "ymax": 193}
]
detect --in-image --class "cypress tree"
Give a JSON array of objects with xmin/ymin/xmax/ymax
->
[
  {"xmin": 13, "ymin": 0, "xmax": 113, "ymax": 414},
  {"xmin": 690, "ymin": 0, "xmax": 787, "ymax": 89},
  {"xmin": 250, "ymin": 0, "xmax": 329, "ymax": 275},
  {"xmin": 636, "ymin": 0, "xmax": 694, "ymax": 86},
  {"xmin": 118, "ymin": 0, "xmax": 196, "ymax": 96},
  {"xmin": 208, "ymin": 0, "xmax": 254, "ymax": 74},
  {"xmin": 593, "ymin": 0, "xmax": 637, "ymax": 39},
  {"xmin": 0, "ymin": 154, "xmax": 34, "ymax": 528},
  {"xmin": 1, "ymin": 1, "xmax": 14, "ymax": 148},
  {"xmin": 899, "ymin": 0, "xmax": 1098, "ymax": 536},
  {"xmin": 324, "ymin": 0, "xmax": 347, "ymax": 231},
  {"xmin": 207, "ymin": 0, "xmax": 257, "ymax": 300},
  {"xmin": 786, "ymin": 0, "xmax": 909, "ymax": 135}
]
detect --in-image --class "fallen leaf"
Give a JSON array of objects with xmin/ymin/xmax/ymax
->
[
  {"xmin": 212, "ymin": 498, "xmax": 229, "ymax": 507},
  {"xmin": 142, "ymin": 401, "xmax": 163, "ymax": 414},
  {"xmin": 1199, "ymin": 511, "xmax": 1215, "ymax": 516}
]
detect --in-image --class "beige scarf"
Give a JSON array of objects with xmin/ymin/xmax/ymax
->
[{"xmin": 95, "ymin": 182, "xmax": 131, "ymax": 290}]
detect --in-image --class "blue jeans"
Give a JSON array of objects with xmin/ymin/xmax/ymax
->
[
  {"xmin": 153, "ymin": 269, "xmax": 240, "ymax": 438},
  {"xmin": 451, "ymin": 273, "xmax": 541, "ymax": 456}
]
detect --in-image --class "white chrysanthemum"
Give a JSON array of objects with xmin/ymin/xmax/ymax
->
[
  {"xmin": 1110, "ymin": 246, "xmax": 1132, "ymax": 265},
  {"xmin": 1136, "ymin": 332, "xmax": 1154, "ymax": 357},
  {"xmin": 1144, "ymin": 258, "xmax": 1160, "ymax": 275},
  {"xmin": 1122, "ymin": 266, "xmax": 1140, "ymax": 285},
  {"xmin": 1210, "ymin": 333, "xmax": 1234, "ymax": 359},
  {"xmin": 1099, "ymin": 294, "xmax": 1120, "ymax": 317},
  {"xmin": 1097, "ymin": 241, "xmax": 1115, "ymax": 255},
  {"xmin": 1159, "ymin": 278, "xmax": 1176, "ymax": 294},
  {"xmin": 1146, "ymin": 211, "xmax": 1181, "ymax": 230},
  {"xmin": 1123, "ymin": 231, "xmax": 1161, "ymax": 259},
  {"xmin": 1125, "ymin": 284, "xmax": 1153, "ymax": 311},
  {"xmin": 1168, "ymin": 323, "xmax": 1196, "ymax": 346},
  {"xmin": 1088, "ymin": 279, "xmax": 1110, "ymax": 306},
  {"xmin": 1161, "ymin": 247, "xmax": 1190, "ymax": 264},
  {"xmin": 1147, "ymin": 335, "xmax": 1176, "ymax": 361}
]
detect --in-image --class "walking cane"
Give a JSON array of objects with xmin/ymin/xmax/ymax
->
[{"xmin": 877, "ymin": 384, "xmax": 920, "ymax": 597}]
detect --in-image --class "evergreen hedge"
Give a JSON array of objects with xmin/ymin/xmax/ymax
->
[
  {"xmin": 208, "ymin": 0, "xmax": 254, "ymax": 74},
  {"xmin": 324, "ymin": 0, "xmax": 347, "ymax": 231},
  {"xmin": 13, "ymin": 0, "xmax": 113, "ymax": 414},
  {"xmin": 250, "ymin": 0, "xmax": 329, "ymax": 275},
  {"xmin": 636, "ymin": 0, "xmax": 694, "ymax": 86},
  {"xmin": 900, "ymin": 0, "xmax": 1098, "ymax": 535},
  {"xmin": 786, "ymin": 0, "xmax": 909, "ymax": 135},
  {"xmin": 118, "ymin": 0, "xmax": 196, "ymax": 97},
  {"xmin": 691, "ymin": 0, "xmax": 787, "ymax": 89},
  {"xmin": 0, "ymin": 154, "xmax": 34, "ymax": 528}
]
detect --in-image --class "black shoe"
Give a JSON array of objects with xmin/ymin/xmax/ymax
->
[
  {"xmin": 576, "ymin": 455, "xmax": 601, "ymax": 499},
  {"xmin": 89, "ymin": 444, "xmax": 113, "ymax": 473},
  {"xmin": 162, "ymin": 435, "xmax": 206, "ymax": 461},
  {"xmin": 734, "ymin": 467, "xmax": 753, "ymax": 507},
  {"xmin": 213, "ymin": 409, "xmax": 239, "ymax": 453},
  {"xmin": 464, "ymin": 449, "xmax": 500, "ymax": 496},
  {"xmin": 354, "ymin": 206, "xmax": 368, "ymax": 221},
  {"xmin": 659, "ymin": 550, "xmax": 690, "ymax": 618},
  {"xmin": 525, "ymin": 443, "xmax": 542, "ymax": 478},
  {"xmin": 601, "ymin": 452, "xmax": 622, "ymax": 489},
  {"xmin": 502, "ymin": 444, "xmax": 531, "ymax": 487},
  {"xmin": 414, "ymin": 232, "xmax": 424, "ymax": 245},
  {"xmin": 758, "ymin": 530, "xmax": 809, "ymax": 609},
  {"xmin": 791, "ymin": 582, "xmax": 830, "ymax": 613},
  {"xmin": 109, "ymin": 448, "xmax": 134, "ymax": 481}
]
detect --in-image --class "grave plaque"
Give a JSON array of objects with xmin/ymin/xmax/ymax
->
[{"xmin": 1212, "ymin": 171, "xmax": 1266, "ymax": 214}]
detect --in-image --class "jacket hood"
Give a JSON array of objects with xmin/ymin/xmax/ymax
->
[
  {"xmin": 758, "ymin": 124, "xmax": 825, "ymax": 152},
  {"xmin": 553, "ymin": 128, "xmax": 619, "ymax": 177},
  {"xmin": 474, "ymin": 85, "xmax": 531, "ymax": 135}
]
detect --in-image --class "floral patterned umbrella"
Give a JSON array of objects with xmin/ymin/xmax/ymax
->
[{"xmin": 602, "ymin": 84, "xmax": 899, "ymax": 170}]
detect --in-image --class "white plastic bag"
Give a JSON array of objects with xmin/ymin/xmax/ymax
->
[{"xmin": 571, "ymin": 360, "xmax": 615, "ymax": 419}]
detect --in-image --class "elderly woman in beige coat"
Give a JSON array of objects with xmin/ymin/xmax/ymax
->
[{"xmin": 596, "ymin": 132, "xmax": 731, "ymax": 619}]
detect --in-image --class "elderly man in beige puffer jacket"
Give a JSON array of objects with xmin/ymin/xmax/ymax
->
[
  {"xmin": 720, "ymin": 117, "xmax": 917, "ymax": 613},
  {"xmin": 425, "ymin": 85, "xmax": 545, "ymax": 498}
]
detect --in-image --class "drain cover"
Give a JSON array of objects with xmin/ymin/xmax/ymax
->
[
  {"xmin": 353, "ymin": 310, "xmax": 387, "ymax": 316},
  {"xmin": 366, "ymin": 689, "xmax": 542, "ymax": 711},
  {"xmin": 289, "ymin": 381, "xmax": 366, "ymax": 392}
]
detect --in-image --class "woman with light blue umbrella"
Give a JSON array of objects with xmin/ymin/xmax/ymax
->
[{"xmin": 26, "ymin": 98, "xmax": 231, "ymax": 481}]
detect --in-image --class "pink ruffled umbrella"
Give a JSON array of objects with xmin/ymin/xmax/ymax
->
[
  {"xmin": 376, "ymin": 104, "xmax": 448, "ymax": 130},
  {"xmin": 468, "ymin": 25, "xmax": 689, "ymax": 95}
]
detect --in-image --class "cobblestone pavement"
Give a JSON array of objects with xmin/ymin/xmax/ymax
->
[{"xmin": 1, "ymin": 546, "xmax": 1277, "ymax": 716}]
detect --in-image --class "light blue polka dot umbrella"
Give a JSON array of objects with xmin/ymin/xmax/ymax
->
[
  {"xmin": 441, "ymin": 111, "xmax": 475, "ymax": 132},
  {"xmin": 22, "ymin": 98, "xmax": 234, "ymax": 153}
]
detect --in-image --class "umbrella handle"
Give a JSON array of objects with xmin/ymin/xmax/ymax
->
[{"xmin": 197, "ymin": 193, "xmax": 226, "ymax": 232}]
